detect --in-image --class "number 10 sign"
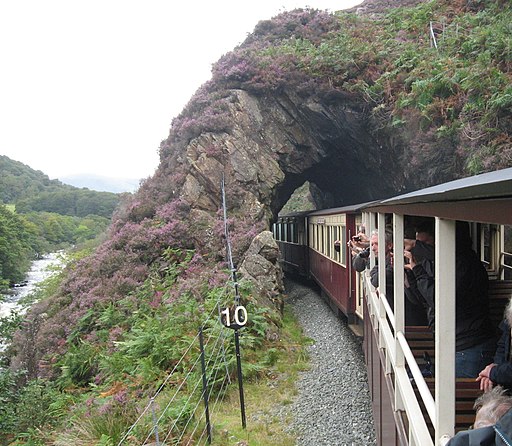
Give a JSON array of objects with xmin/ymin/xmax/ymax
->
[{"xmin": 220, "ymin": 306, "xmax": 248, "ymax": 330}]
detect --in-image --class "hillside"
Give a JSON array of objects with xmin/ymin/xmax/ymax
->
[
  {"xmin": 0, "ymin": 156, "xmax": 122, "ymax": 286},
  {"xmin": 2, "ymin": 0, "xmax": 511, "ymax": 443},
  {"xmin": 0, "ymin": 155, "xmax": 122, "ymax": 218},
  {"xmin": 0, "ymin": 156, "xmax": 66, "ymax": 203}
]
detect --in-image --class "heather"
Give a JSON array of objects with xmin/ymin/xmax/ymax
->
[
  {"xmin": 168, "ymin": 1, "xmax": 510, "ymax": 180},
  {"xmin": 0, "ymin": 246, "xmax": 281, "ymax": 445}
]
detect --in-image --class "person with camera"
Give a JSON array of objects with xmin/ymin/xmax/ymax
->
[
  {"xmin": 347, "ymin": 227, "xmax": 371, "ymax": 272},
  {"xmin": 369, "ymin": 226, "xmax": 395, "ymax": 310}
]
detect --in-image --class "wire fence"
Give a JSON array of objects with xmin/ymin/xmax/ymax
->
[
  {"xmin": 117, "ymin": 178, "xmax": 246, "ymax": 446},
  {"xmin": 116, "ymin": 295, "xmax": 237, "ymax": 446}
]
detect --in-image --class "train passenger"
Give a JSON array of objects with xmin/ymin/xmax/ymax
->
[
  {"xmin": 403, "ymin": 221, "xmax": 435, "ymax": 325},
  {"xmin": 369, "ymin": 226, "xmax": 394, "ymax": 311},
  {"xmin": 405, "ymin": 221, "xmax": 496, "ymax": 378},
  {"xmin": 370, "ymin": 225, "xmax": 427, "ymax": 325},
  {"xmin": 348, "ymin": 230, "xmax": 372, "ymax": 272},
  {"xmin": 477, "ymin": 297, "xmax": 512, "ymax": 392},
  {"xmin": 414, "ymin": 218, "xmax": 435, "ymax": 246},
  {"xmin": 445, "ymin": 386, "xmax": 512, "ymax": 445}
]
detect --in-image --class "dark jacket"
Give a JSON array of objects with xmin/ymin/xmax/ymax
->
[
  {"xmin": 446, "ymin": 407, "xmax": 512, "ymax": 445},
  {"xmin": 411, "ymin": 233, "xmax": 495, "ymax": 351},
  {"xmin": 371, "ymin": 255, "xmax": 428, "ymax": 325},
  {"xmin": 407, "ymin": 240, "xmax": 436, "ymax": 326},
  {"xmin": 352, "ymin": 247, "xmax": 370, "ymax": 273},
  {"xmin": 446, "ymin": 426, "xmax": 496, "ymax": 446},
  {"xmin": 490, "ymin": 319, "xmax": 512, "ymax": 389},
  {"xmin": 454, "ymin": 238, "xmax": 495, "ymax": 350},
  {"xmin": 370, "ymin": 256, "xmax": 394, "ymax": 310}
]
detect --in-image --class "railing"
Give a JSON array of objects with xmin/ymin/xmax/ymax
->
[
  {"xmin": 364, "ymin": 273, "xmax": 435, "ymax": 446},
  {"xmin": 500, "ymin": 251, "xmax": 512, "ymax": 278}
]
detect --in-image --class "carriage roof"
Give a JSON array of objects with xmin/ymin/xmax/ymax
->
[{"xmin": 364, "ymin": 167, "xmax": 512, "ymax": 225}]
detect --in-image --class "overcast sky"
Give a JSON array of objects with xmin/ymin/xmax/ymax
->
[{"xmin": 0, "ymin": 0, "xmax": 363, "ymax": 181}]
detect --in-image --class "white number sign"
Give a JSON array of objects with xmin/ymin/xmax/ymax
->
[{"xmin": 221, "ymin": 306, "xmax": 248, "ymax": 328}]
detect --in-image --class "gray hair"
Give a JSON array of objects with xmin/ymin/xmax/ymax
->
[
  {"xmin": 474, "ymin": 386, "xmax": 512, "ymax": 428},
  {"xmin": 372, "ymin": 226, "xmax": 393, "ymax": 245}
]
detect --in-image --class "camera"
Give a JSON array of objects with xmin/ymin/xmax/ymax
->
[
  {"xmin": 352, "ymin": 236, "xmax": 361, "ymax": 242},
  {"xmin": 359, "ymin": 247, "xmax": 370, "ymax": 258}
]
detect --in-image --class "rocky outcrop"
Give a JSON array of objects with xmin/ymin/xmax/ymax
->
[
  {"xmin": 162, "ymin": 87, "xmax": 405, "ymax": 229},
  {"xmin": 239, "ymin": 231, "xmax": 284, "ymax": 313},
  {"xmin": 150, "ymin": 76, "xmax": 409, "ymax": 314}
]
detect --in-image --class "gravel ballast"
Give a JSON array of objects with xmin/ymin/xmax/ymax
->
[{"xmin": 285, "ymin": 277, "xmax": 377, "ymax": 446}]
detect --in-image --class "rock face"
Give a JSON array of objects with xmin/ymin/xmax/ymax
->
[
  {"xmin": 239, "ymin": 231, "xmax": 284, "ymax": 313},
  {"xmin": 160, "ymin": 87, "xmax": 405, "ymax": 229},
  {"xmin": 152, "ymin": 85, "xmax": 408, "ymax": 313}
]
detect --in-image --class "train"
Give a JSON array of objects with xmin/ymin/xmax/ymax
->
[{"xmin": 272, "ymin": 167, "xmax": 512, "ymax": 446}]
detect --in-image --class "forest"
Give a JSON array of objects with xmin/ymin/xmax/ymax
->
[{"xmin": 0, "ymin": 156, "xmax": 122, "ymax": 287}]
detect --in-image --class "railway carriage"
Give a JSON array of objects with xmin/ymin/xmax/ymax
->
[
  {"xmin": 273, "ymin": 211, "xmax": 310, "ymax": 277},
  {"xmin": 274, "ymin": 167, "xmax": 512, "ymax": 446},
  {"xmin": 273, "ymin": 203, "xmax": 370, "ymax": 330}
]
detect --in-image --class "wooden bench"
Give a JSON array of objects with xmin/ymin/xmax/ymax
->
[
  {"xmin": 399, "ymin": 281, "xmax": 512, "ymax": 438},
  {"xmin": 405, "ymin": 325, "xmax": 435, "ymax": 367},
  {"xmin": 406, "ymin": 281, "xmax": 512, "ymax": 435},
  {"xmin": 411, "ymin": 378, "xmax": 482, "ymax": 433},
  {"xmin": 405, "ymin": 279, "xmax": 512, "ymax": 360}
]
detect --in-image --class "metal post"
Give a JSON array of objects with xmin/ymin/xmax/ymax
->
[
  {"xmin": 221, "ymin": 176, "xmax": 247, "ymax": 429},
  {"xmin": 199, "ymin": 327, "xmax": 212, "ymax": 444},
  {"xmin": 150, "ymin": 397, "xmax": 161, "ymax": 446},
  {"xmin": 217, "ymin": 304, "xmax": 232, "ymax": 384},
  {"xmin": 234, "ymin": 328, "xmax": 247, "ymax": 429}
]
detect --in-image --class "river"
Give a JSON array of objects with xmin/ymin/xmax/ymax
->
[{"xmin": 0, "ymin": 252, "xmax": 64, "ymax": 319}]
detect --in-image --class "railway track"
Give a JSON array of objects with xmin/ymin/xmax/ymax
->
[{"xmin": 284, "ymin": 277, "xmax": 376, "ymax": 446}]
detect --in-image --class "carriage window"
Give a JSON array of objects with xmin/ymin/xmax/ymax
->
[
  {"xmin": 290, "ymin": 222, "xmax": 296, "ymax": 243},
  {"xmin": 332, "ymin": 226, "xmax": 338, "ymax": 261},
  {"xmin": 325, "ymin": 226, "xmax": 331, "ymax": 257},
  {"xmin": 503, "ymin": 225, "xmax": 512, "ymax": 280},
  {"xmin": 480, "ymin": 223, "xmax": 501, "ymax": 276},
  {"xmin": 310, "ymin": 224, "xmax": 318, "ymax": 249},
  {"xmin": 339, "ymin": 226, "xmax": 346, "ymax": 265},
  {"xmin": 330, "ymin": 226, "xmax": 336, "ymax": 260}
]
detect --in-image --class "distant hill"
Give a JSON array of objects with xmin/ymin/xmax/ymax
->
[
  {"xmin": 0, "ymin": 155, "xmax": 121, "ymax": 218},
  {"xmin": 0, "ymin": 155, "xmax": 68, "ymax": 203},
  {"xmin": 59, "ymin": 174, "xmax": 140, "ymax": 193}
]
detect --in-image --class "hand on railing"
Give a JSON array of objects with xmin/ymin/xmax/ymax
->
[{"xmin": 476, "ymin": 363, "xmax": 497, "ymax": 391}]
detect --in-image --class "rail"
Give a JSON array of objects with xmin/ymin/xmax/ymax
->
[
  {"xmin": 364, "ymin": 273, "xmax": 434, "ymax": 446},
  {"xmin": 396, "ymin": 331, "xmax": 436, "ymax": 425}
]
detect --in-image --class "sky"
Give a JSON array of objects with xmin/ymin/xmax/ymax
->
[{"xmin": 0, "ymin": 0, "xmax": 363, "ymax": 182}]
